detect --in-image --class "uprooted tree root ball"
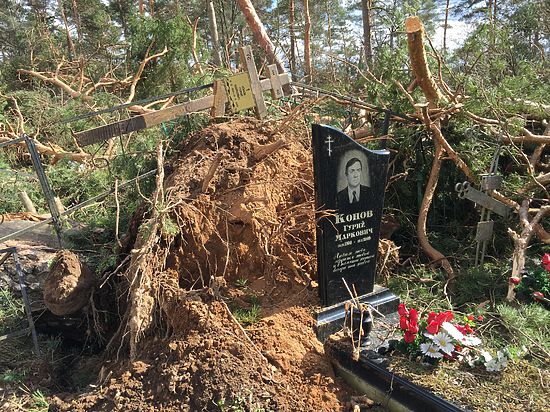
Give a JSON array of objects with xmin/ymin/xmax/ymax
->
[{"xmin": 52, "ymin": 118, "xmax": 369, "ymax": 411}]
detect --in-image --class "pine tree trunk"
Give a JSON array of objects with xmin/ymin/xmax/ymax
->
[
  {"xmin": 303, "ymin": 0, "xmax": 312, "ymax": 83},
  {"xmin": 57, "ymin": 0, "xmax": 76, "ymax": 60},
  {"xmin": 325, "ymin": 0, "xmax": 335, "ymax": 82},
  {"xmin": 139, "ymin": 0, "xmax": 145, "ymax": 16},
  {"xmin": 289, "ymin": 0, "xmax": 297, "ymax": 81},
  {"xmin": 443, "ymin": 0, "xmax": 450, "ymax": 54},
  {"xmin": 207, "ymin": 0, "xmax": 223, "ymax": 67},
  {"xmin": 236, "ymin": 0, "xmax": 286, "ymax": 74},
  {"xmin": 361, "ymin": 0, "xmax": 373, "ymax": 70},
  {"xmin": 71, "ymin": 0, "xmax": 83, "ymax": 51}
]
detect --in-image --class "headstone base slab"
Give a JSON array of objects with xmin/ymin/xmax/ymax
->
[
  {"xmin": 325, "ymin": 337, "xmax": 466, "ymax": 412},
  {"xmin": 315, "ymin": 285, "xmax": 399, "ymax": 342}
]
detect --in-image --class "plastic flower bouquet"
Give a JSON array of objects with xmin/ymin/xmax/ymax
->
[
  {"xmin": 510, "ymin": 253, "xmax": 550, "ymax": 308},
  {"xmin": 396, "ymin": 303, "xmax": 509, "ymax": 372}
]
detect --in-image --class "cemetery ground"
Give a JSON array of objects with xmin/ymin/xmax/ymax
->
[{"xmin": 0, "ymin": 118, "xmax": 548, "ymax": 411}]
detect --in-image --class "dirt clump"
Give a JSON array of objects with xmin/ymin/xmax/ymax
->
[
  {"xmin": 52, "ymin": 118, "xmax": 366, "ymax": 411},
  {"xmin": 43, "ymin": 250, "xmax": 96, "ymax": 315}
]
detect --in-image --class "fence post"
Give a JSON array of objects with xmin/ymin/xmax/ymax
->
[{"xmin": 23, "ymin": 135, "xmax": 63, "ymax": 248}]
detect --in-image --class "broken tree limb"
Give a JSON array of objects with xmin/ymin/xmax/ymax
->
[
  {"xmin": 236, "ymin": 0, "xmax": 286, "ymax": 74},
  {"xmin": 519, "ymin": 171, "xmax": 550, "ymax": 194},
  {"xmin": 535, "ymin": 224, "xmax": 550, "ymax": 244},
  {"xmin": 253, "ymin": 139, "xmax": 288, "ymax": 162},
  {"xmin": 186, "ymin": 17, "xmax": 203, "ymax": 74},
  {"xmin": 18, "ymin": 69, "xmax": 93, "ymax": 101},
  {"xmin": 427, "ymin": 116, "xmax": 476, "ymax": 183},
  {"xmin": 201, "ymin": 153, "xmax": 223, "ymax": 192},
  {"xmin": 465, "ymin": 111, "xmax": 501, "ymax": 125},
  {"xmin": 417, "ymin": 138, "xmax": 453, "ymax": 274},
  {"xmin": 405, "ymin": 16, "xmax": 447, "ymax": 107},
  {"xmin": 415, "ymin": 106, "xmax": 453, "ymax": 274},
  {"xmin": 1, "ymin": 131, "xmax": 90, "ymax": 164},
  {"xmin": 126, "ymin": 45, "xmax": 169, "ymax": 104},
  {"xmin": 507, "ymin": 201, "xmax": 550, "ymax": 301}
]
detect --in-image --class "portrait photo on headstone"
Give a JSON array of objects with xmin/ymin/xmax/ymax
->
[{"xmin": 336, "ymin": 150, "xmax": 372, "ymax": 214}]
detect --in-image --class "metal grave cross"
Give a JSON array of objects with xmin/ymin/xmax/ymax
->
[{"xmin": 455, "ymin": 145, "xmax": 511, "ymax": 265}]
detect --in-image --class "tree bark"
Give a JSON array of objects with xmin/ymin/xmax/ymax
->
[
  {"xmin": 507, "ymin": 201, "xmax": 550, "ymax": 300},
  {"xmin": 303, "ymin": 0, "xmax": 312, "ymax": 83},
  {"xmin": 361, "ymin": 0, "xmax": 373, "ymax": 70},
  {"xmin": 236, "ymin": 0, "xmax": 286, "ymax": 74},
  {"xmin": 405, "ymin": 16, "xmax": 446, "ymax": 107},
  {"xmin": 325, "ymin": 0, "xmax": 335, "ymax": 81},
  {"xmin": 207, "ymin": 0, "xmax": 223, "ymax": 67},
  {"xmin": 186, "ymin": 17, "xmax": 203, "ymax": 74},
  {"xmin": 443, "ymin": 0, "xmax": 450, "ymax": 54},
  {"xmin": 289, "ymin": 0, "xmax": 297, "ymax": 81},
  {"xmin": 57, "ymin": 0, "xmax": 76, "ymax": 60},
  {"xmin": 417, "ymin": 139, "xmax": 453, "ymax": 274},
  {"xmin": 404, "ymin": 17, "xmax": 453, "ymax": 275},
  {"xmin": 71, "ymin": 0, "xmax": 83, "ymax": 51}
]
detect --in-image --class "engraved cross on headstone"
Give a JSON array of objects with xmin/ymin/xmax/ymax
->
[{"xmin": 325, "ymin": 135, "xmax": 334, "ymax": 157}]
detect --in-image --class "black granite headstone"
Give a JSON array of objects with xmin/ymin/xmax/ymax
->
[{"xmin": 313, "ymin": 124, "xmax": 390, "ymax": 307}]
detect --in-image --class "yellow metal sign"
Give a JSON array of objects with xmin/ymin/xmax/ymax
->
[{"xmin": 223, "ymin": 72, "xmax": 256, "ymax": 113}]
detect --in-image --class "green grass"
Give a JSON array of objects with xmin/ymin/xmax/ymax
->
[
  {"xmin": 0, "ymin": 289, "xmax": 24, "ymax": 333},
  {"xmin": 29, "ymin": 389, "xmax": 49, "ymax": 412},
  {"xmin": 232, "ymin": 303, "xmax": 261, "ymax": 326},
  {"xmin": 493, "ymin": 303, "xmax": 550, "ymax": 365},
  {"xmin": 0, "ymin": 368, "xmax": 26, "ymax": 383},
  {"xmin": 234, "ymin": 277, "xmax": 249, "ymax": 288}
]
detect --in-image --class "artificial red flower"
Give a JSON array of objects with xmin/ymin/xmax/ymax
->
[
  {"xmin": 454, "ymin": 344, "xmax": 462, "ymax": 352},
  {"xmin": 399, "ymin": 316, "xmax": 409, "ymax": 331},
  {"xmin": 465, "ymin": 324, "xmax": 473, "ymax": 334},
  {"xmin": 427, "ymin": 311, "xmax": 437, "ymax": 324},
  {"xmin": 409, "ymin": 308, "xmax": 419, "ymax": 324},
  {"xmin": 477, "ymin": 315, "xmax": 484, "ymax": 322},
  {"xmin": 408, "ymin": 322, "xmax": 419, "ymax": 334},
  {"xmin": 542, "ymin": 253, "xmax": 550, "ymax": 266},
  {"xmin": 509, "ymin": 276, "xmax": 521, "ymax": 285},
  {"xmin": 426, "ymin": 321, "xmax": 440, "ymax": 335},
  {"xmin": 436, "ymin": 311, "xmax": 453, "ymax": 324},
  {"xmin": 533, "ymin": 291, "xmax": 544, "ymax": 301},
  {"xmin": 404, "ymin": 331, "xmax": 416, "ymax": 343},
  {"xmin": 397, "ymin": 303, "xmax": 409, "ymax": 316},
  {"xmin": 467, "ymin": 314, "xmax": 474, "ymax": 321}
]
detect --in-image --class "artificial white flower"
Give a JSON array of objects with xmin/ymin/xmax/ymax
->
[
  {"xmin": 485, "ymin": 358, "xmax": 501, "ymax": 372},
  {"xmin": 441, "ymin": 322, "xmax": 464, "ymax": 341},
  {"xmin": 485, "ymin": 358, "xmax": 507, "ymax": 372},
  {"xmin": 496, "ymin": 350, "xmax": 508, "ymax": 361},
  {"xmin": 461, "ymin": 335, "xmax": 482, "ymax": 346},
  {"xmin": 496, "ymin": 350, "xmax": 509, "ymax": 368},
  {"xmin": 420, "ymin": 342, "xmax": 443, "ymax": 358},
  {"xmin": 431, "ymin": 332, "xmax": 455, "ymax": 355},
  {"xmin": 480, "ymin": 350, "xmax": 493, "ymax": 363}
]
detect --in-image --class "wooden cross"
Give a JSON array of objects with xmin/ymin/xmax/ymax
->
[{"xmin": 75, "ymin": 46, "xmax": 290, "ymax": 147}]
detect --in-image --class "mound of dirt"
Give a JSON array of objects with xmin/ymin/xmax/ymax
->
[
  {"xmin": 52, "ymin": 118, "xmax": 380, "ymax": 411},
  {"xmin": 44, "ymin": 250, "xmax": 96, "ymax": 315},
  {"xmin": 53, "ymin": 288, "xmax": 355, "ymax": 411}
]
